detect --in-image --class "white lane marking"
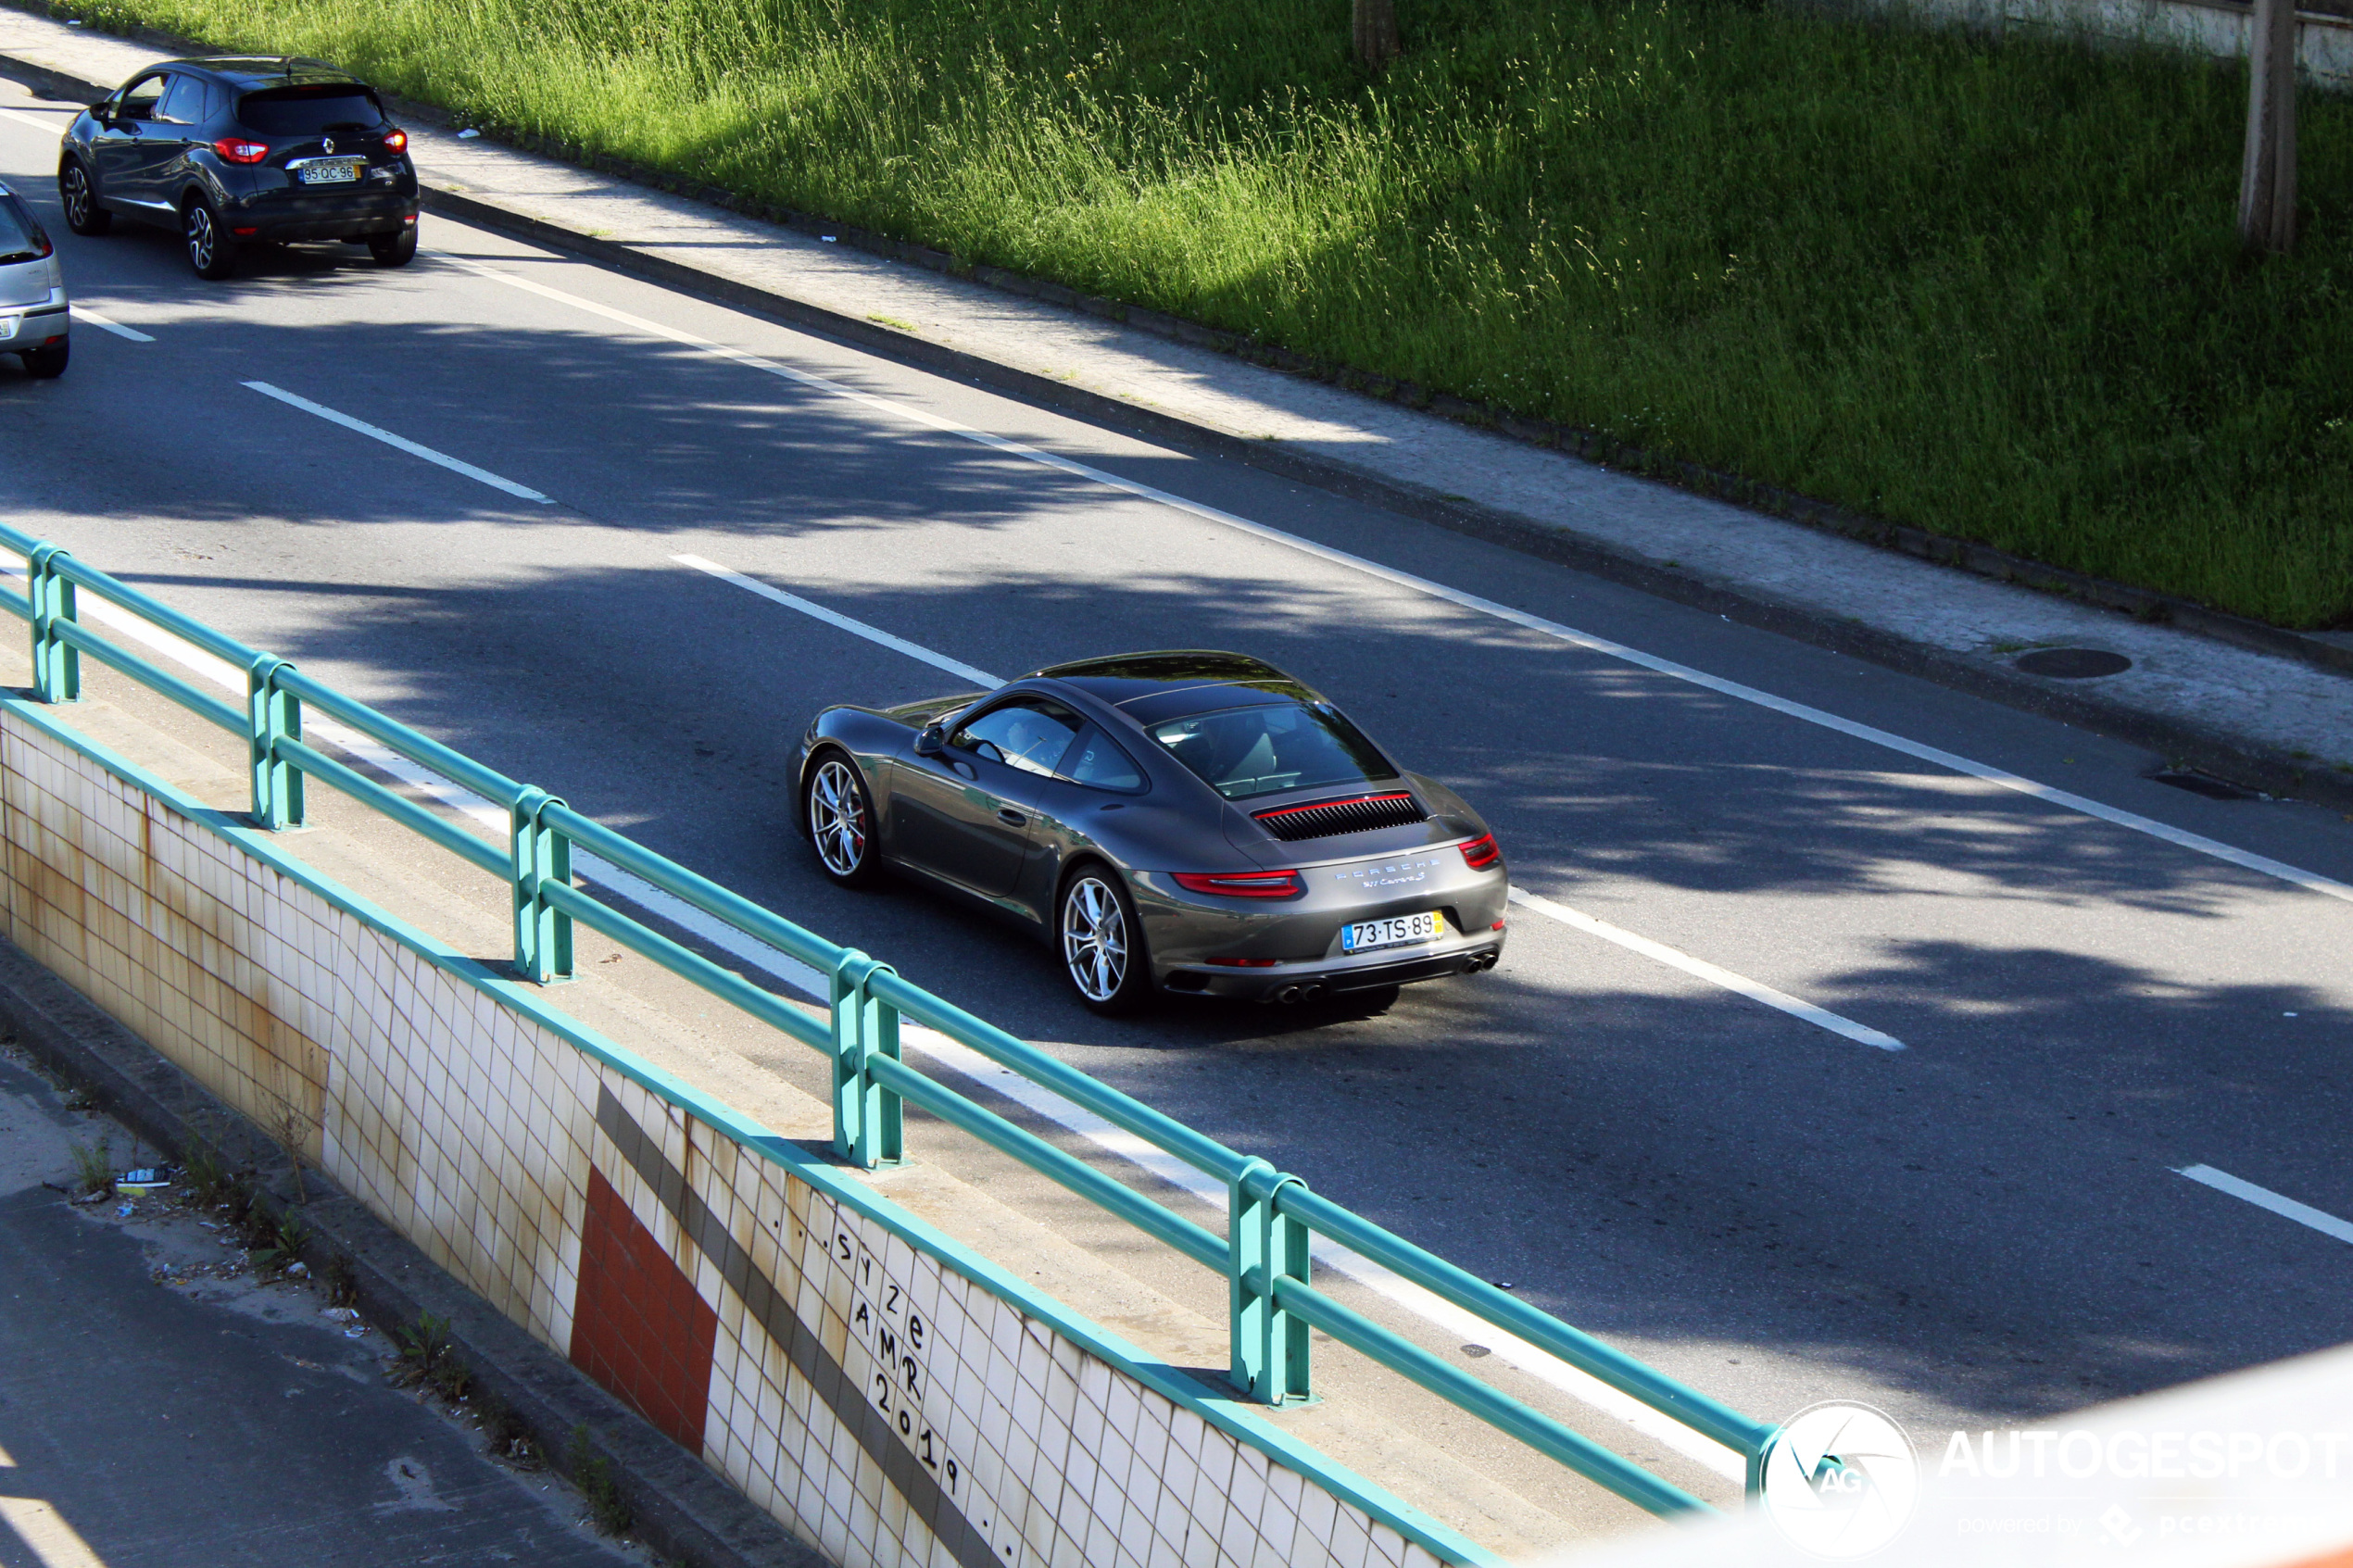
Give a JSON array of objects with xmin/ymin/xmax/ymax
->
[
  {"xmin": 240, "ymin": 381, "xmax": 556, "ymax": 504},
  {"xmin": 1508, "ymin": 887, "xmax": 1904, "ymax": 1050},
  {"xmin": 0, "ymin": 1496, "xmax": 106, "ymax": 1568},
  {"xmin": 71, "ymin": 305, "xmax": 154, "ymax": 343},
  {"xmin": 440, "ymin": 257, "xmax": 2353, "ymax": 908},
  {"xmin": 0, "ymin": 107, "xmax": 73, "ymax": 133},
  {"xmin": 681, "ymin": 550, "xmax": 1897, "ymax": 1052},
  {"xmin": 13, "ymin": 562, "xmax": 1744, "ymax": 1486},
  {"xmin": 2177, "ymin": 1165, "xmax": 2353, "ymax": 1246},
  {"xmin": 673, "ymin": 554, "xmax": 1000, "ymax": 689}
]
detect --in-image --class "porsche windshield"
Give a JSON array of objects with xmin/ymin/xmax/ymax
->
[{"xmin": 1148, "ymin": 701, "xmax": 1393, "ymax": 801}]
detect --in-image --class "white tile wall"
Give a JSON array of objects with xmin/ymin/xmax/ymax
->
[{"xmin": 0, "ymin": 705, "xmax": 1466, "ymax": 1568}]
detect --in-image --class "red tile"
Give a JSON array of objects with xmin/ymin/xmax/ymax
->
[{"xmin": 571, "ymin": 1167, "xmax": 716, "ymax": 1452}]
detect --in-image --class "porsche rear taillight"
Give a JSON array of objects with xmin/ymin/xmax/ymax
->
[
  {"xmin": 214, "ymin": 137, "xmax": 270, "ymax": 164},
  {"xmin": 1459, "ymin": 834, "xmax": 1502, "ymax": 872},
  {"xmin": 1172, "ymin": 870, "xmax": 1303, "ymax": 899}
]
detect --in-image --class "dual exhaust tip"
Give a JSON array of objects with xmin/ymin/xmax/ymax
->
[{"xmin": 1265, "ymin": 949, "xmax": 1498, "ymax": 1002}]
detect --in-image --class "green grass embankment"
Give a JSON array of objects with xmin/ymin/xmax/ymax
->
[{"xmin": 61, "ymin": 0, "xmax": 2353, "ymax": 625}]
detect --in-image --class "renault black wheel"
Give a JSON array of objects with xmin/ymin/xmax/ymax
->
[
  {"xmin": 1060, "ymin": 866, "xmax": 1151, "ymax": 1015},
  {"xmin": 58, "ymin": 161, "xmax": 108, "ymax": 235},
  {"xmin": 369, "ymin": 226, "xmax": 417, "ymax": 267},
  {"xmin": 804, "ymin": 750, "xmax": 881, "ymax": 888},
  {"xmin": 182, "ymin": 196, "xmax": 237, "ymax": 280}
]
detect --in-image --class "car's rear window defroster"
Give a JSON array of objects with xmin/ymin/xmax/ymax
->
[
  {"xmin": 237, "ymin": 87, "xmax": 385, "ymax": 134},
  {"xmin": 1149, "ymin": 701, "xmax": 1393, "ymax": 801}
]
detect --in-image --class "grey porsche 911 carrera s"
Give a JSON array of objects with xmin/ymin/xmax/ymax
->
[{"xmin": 796, "ymin": 650, "xmax": 1506, "ymax": 1013}]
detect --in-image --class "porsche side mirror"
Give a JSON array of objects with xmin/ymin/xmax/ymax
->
[{"xmin": 914, "ymin": 722, "xmax": 946, "ymax": 757}]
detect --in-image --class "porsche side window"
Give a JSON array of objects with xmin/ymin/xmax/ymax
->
[
  {"xmin": 1059, "ymin": 725, "xmax": 1145, "ymax": 794},
  {"xmin": 951, "ymin": 700, "xmax": 1084, "ymax": 777}
]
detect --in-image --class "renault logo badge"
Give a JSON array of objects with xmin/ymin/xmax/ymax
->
[{"xmin": 322, "ymin": 137, "xmax": 334, "ymax": 154}]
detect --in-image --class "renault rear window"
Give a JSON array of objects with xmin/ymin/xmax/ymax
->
[
  {"xmin": 0, "ymin": 195, "xmax": 49, "ymax": 266},
  {"xmin": 236, "ymin": 86, "xmax": 385, "ymax": 134},
  {"xmin": 1147, "ymin": 701, "xmax": 1393, "ymax": 802}
]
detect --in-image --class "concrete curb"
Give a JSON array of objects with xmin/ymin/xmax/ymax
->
[
  {"xmin": 0, "ymin": 932, "xmax": 830, "ymax": 1568},
  {"xmin": 4, "ymin": 36, "xmax": 2349, "ymax": 810}
]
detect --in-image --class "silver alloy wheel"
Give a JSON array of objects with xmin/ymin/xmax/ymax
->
[
  {"xmin": 808, "ymin": 759, "xmax": 868, "ymax": 876},
  {"xmin": 184, "ymin": 204, "xmax": 216, "ymax": 271},
  {"xmin": 63, "ymin": 166, "xmax": 89, "ymax": 227},
  {"xmin": 1061, "ymin": 876, "xmax": 1128, "ymax": 1002}
]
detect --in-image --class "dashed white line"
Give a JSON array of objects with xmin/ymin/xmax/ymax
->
[
  {"xmin": 241, "ymin": 381, "xmax": 555, "ymax": 504},
  {"xmin": 1507, "ymin": 887, "xmax": 1904, "ymax": 1050},
  {"xmin": 2177, "ymin": 1165, "xmax": 2353, "ymax": 1246},
  {"xmin": 0, "ymin": 107, "xmax": 72, "ymax": 134},
  {"xmin": 673, "ymin": 554, "xmax": 1000, "ymax": 689},
  {"xmin": 443, "ymin": 256, "xmax": 2353, "ymax": 908},
  {"xmin": 70, "ymin": 306, "xmax": 154, "ymax": 343}
]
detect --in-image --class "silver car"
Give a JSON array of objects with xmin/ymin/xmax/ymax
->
[
  {"xmin": 0, "ymin": 181, "xmax": 69, "ymax": 378},
  {"xmin": 798, "ymin": 651, "xmax": 1507, "ymax": 1012}
]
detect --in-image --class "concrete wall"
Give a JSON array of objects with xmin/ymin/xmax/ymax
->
[{"xmin": 0, "ymin": 696, "xmax": 1488, "ymax": 1568}]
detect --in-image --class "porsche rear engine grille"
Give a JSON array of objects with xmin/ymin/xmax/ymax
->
[{"xmin": 1252, "ymin": 792, "xmax": 1427, "ymax": 842}]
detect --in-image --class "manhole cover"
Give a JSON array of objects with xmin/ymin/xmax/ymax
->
[
  {"xmin": 2151, "ymin": 770, "xmax": 2261, "ymax": 801},
  {"xmin": 2016, "ymin": 647, "xmax": 2133, "ymax": 679}
]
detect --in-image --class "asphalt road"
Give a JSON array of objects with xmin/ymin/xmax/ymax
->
[{"xmin": 5, "ymin": 79, "xmax": 2352, "ymax": 1512}]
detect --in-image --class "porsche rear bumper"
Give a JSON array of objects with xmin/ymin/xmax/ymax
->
[{"xmin": 1155, "ymin": 936, "xmax": 1504, "ymax": 1001}]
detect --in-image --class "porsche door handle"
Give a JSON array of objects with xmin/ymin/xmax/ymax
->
[{"xmin": 997, "ymin": 808, "xmax": 1027, "ymax": 827}]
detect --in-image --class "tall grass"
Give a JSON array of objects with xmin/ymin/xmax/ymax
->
[{"xmin": 68, "ymin": 0, "xmax": 2353, "ymax": 623}]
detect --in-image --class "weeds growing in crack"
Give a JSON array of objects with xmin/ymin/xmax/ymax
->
[
  {"xmin": 68, "ymin": 1135, "xmax": 113, "ymax": 1195},
  {"xmin": 321, "ymin": 1250, "xmax": 358, "ymax": 1309},
  {"xmin": 472, "ymin": 1386, "xmax": 541, "ymax": 1468},
  {"xmin": 249, "ymin": 1210, "xmax": 310, "ymax": 1280},
  {"xmin": 392, "ymin": 1311, "xmax": 472, "ymax": 1401},
  {"xmin": 568, "ymin": 1424, "xmax": 633, "ymax": 1537}
]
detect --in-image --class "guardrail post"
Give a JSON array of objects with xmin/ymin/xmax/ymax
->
[
  {"xmin": 246, "ymin": 654, "xmax": 304, "ymax": 831},
  {"xmin": 26, "ymin": 544, "xmax": 79, "ymax": 704},
  {"xmin": 1229, "ymin": 1159, "xmax": 1313, "ymax": 1405},
  {"xmin": 510, "ymin": 788, "xmax": 573, "ymax": 985},
  {"xmin": 831, "ymin": 951, "xmax": 903, "ymax": 1168}
]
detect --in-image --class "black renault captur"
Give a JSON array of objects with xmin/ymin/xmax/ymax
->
[{"xmin": 57, "ymin": 57, "xmax": 419, "ymax": 280}]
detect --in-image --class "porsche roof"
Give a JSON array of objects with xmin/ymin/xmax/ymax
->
[{"xmin": 1032, "ymin": 650, "xmax": 1322, "ymax": 717}]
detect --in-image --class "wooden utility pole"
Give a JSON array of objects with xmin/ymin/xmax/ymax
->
[
  {"xmin": 1353, "ymin": 0, "xmax": 1400, "ymax": 68},
  {"xmin": 2237, "ymin": 0, "xmax": 2298, "ymax": 253}
]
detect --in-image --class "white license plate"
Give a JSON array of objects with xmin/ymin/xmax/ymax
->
[
  {"xmin": 1340, "ymin": 910, "xmax": 1441, "ymax": 953},
  {"xmin": 298, "ymin": 160, "xmax": 363, "ymax": 184},
  {"xmin": 0, "ymin": 318, "xmax": 15, "ymax": 343}
]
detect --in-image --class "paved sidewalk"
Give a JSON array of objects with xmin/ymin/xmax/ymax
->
[
  {"xmin": 0, "ymin": 1043, "xmax": 648, "ymax": 1568},
  {"xmin": 2, "ymin": 5, "xmax": 2348, "ymax": 801}
]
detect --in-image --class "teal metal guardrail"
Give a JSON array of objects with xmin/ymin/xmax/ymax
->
[{"xmin": 0, "ymin": 525, "xmax": 1777, "ymax": 1519}]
